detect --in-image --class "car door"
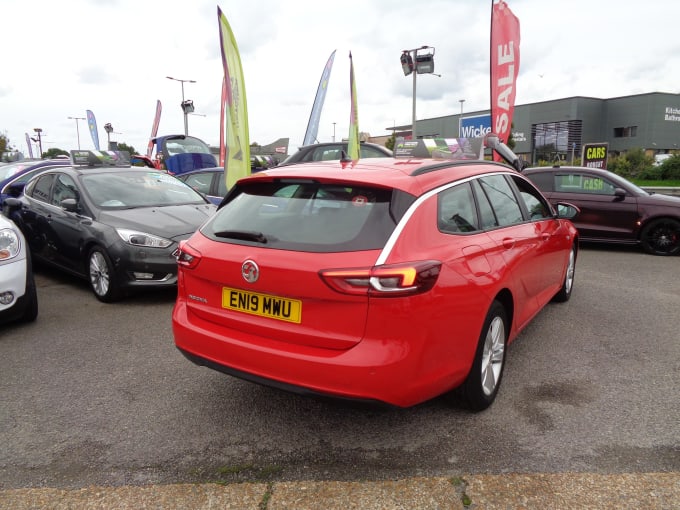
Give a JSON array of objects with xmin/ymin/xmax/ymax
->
[
  {"xmin": 18, "ymin": 172, "xmax": 56, "ymax": 261},
  {"xmin": 509, "ymin": 174, "xmax": 571, "ymax": 304},
  {"xmin": 44, "ymin": 173, "xmax": 90, "ymax": 273},
  {"xmin": 543, "ymin": 170, "xmax": 639, "ymax": 241},
  {"xmin": 471, "ymin": 174, "xmax": 544, "ymax": 329}
]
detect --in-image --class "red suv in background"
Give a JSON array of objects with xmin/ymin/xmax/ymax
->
[{"xmin": 173, "ymin": 140, "xmax": 579, "ymax": 410}]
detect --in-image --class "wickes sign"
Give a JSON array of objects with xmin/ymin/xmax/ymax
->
[
  {"xmin": 459, "ymin": 114, "xmax": 491, "ymax": 138},
  {"xmin": 581, "ymin": 142, "xmax": 608, "ymax": 169}
]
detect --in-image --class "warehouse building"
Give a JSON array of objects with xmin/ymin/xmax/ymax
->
[{"xmin": 383, "ymin": 91, "xmax": 680, "ymax": 164}]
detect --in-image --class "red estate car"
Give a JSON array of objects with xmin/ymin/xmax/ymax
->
[{"xmin": 173, "ymin": 143, "xmax": 579, "ymax": 410}]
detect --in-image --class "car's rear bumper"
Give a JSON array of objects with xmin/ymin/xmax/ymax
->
[{"xmin": 172, "ymin": 299, "xmax": 470, "ymax": 408}]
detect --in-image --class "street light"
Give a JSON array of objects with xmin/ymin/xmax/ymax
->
[
  {"xmin": 458, "ymin": 99, "xmax": 465, "ymax": 136},
  {"xmin": 67, "ymin": 116, "xmax": 86, "ymax": 149},
  {"xmin": 166, "ymin": 76, "xmax": 196, "ymax": 135},
  {"xmin": 400, "ymin": 46, "xmax": 436, "ymax": 139}
]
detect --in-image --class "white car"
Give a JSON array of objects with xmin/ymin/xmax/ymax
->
[{"xmin": 0, "ymin": 214, "xmax": 38, "ymax": 325}]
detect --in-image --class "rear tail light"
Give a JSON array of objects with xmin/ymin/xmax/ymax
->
[
  {"xmin": 320, "ymin": 260, "xmax": 441, "ymax": 296},
  {"xmin": 176, "ymin": 240, "xmax": 202, "ymax": 269}
]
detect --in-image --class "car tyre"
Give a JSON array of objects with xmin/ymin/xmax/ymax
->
[
  {"xmin": 88, "ymin": 247, "xmax": 120, "ymax": 302},
  {"xmin": 552, "ymin": 243, "xmax": 576, "ymax": 302},
  {"xmin": 460, "ymin": 300, "xmax": 508, "ymax": 411},
  {"xmin": 640, "ymin": 218, "xmax": 680, "ymax": 256}
]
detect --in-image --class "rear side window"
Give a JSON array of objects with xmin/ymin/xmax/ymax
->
[
  {"xmin": 205, "ymin": 181, "xmax": 413, "ymax": 252},
  {"xmin": 525, "ymin": 171, "xmax": 553, "ymax": 192},
  {"xmin": 438, "ymin": 182, "xmax": 478, "ymax": 233},
  {"xmin": 28, "ymin": 173, "xmax": 54, "ymax": 203},
  {"xmin": 183, "ymin": 173, "xmax": 212, "ymax": 195}
]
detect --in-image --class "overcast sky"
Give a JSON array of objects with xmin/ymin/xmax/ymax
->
[{"xmin": 2, "ymin": 0, "xmax": 679, "ymax": 156}]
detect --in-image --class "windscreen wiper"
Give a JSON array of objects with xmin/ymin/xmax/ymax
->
[{"xmin": 213, "ymin": 230, "xmax": 268, "ymax": 243}]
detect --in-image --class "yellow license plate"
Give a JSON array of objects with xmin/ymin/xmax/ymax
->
[{"xmin": 222, "ymin": 287, "xmax": 302, "ymax": 323}]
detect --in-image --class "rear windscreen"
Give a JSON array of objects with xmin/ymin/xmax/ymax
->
[{"xmin": 202, "ymin": 181, "xmax": 414, "ymax": 252}]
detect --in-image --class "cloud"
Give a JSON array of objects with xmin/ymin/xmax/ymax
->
[{"xmin": 1, "ymin": 0, "xmax": 678, "ymax": 155}]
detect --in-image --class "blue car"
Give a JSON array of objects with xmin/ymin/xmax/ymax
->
[
  {"xmin": 149, "ymin": 135, "xmax": 217, "ymax": 176},
  {"xmin": 0, "ymin": 158, "xmax": 70, "ymax": 207}
]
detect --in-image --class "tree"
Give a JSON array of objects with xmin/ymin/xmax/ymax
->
[
  {"xmin": 608, "ymin": 148, "xmax": 653, "ymax": 178},
  {"xmin": 0, "ymin": 133, "xmax": 9, "ymax": 155},
  {"xmin": 44, "ymin": 148, "xmax": 69, "ymax": 159},
  {"xmin": 385, "ymin": 133, "xmax": 396, "ymax": 151},
  {"xmin": 116, "ymin": 143, "xmax": 137, "ymax": 155}
]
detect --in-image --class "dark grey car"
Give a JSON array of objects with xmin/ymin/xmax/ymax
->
[
  {"xmin": 6, "ymin": 153, "xmax": 216, "ymax": 301},
  {"xmin": 279, "ymin": 141, "xmax": 392, "ymax": 166}
]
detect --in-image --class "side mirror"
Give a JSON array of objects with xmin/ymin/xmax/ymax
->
[
  {"xmin": 6, "ymin": 182, "xmax": 25, "ymax": 198},
  {"xmin": 614, "ymin": 187, "xmax": 627, "ymax": 201},
  {"xmin": 555, "ymin": 202, "xmax": 580, "ymax": 219},
  {"xmin": 61, "ymin": 198, "xmax": 79, "ymax": 212}
]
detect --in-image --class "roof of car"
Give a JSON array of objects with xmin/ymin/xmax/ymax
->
[{"xmin": 240, "ymin": 157, "xmax": 515, "ymax": 195}]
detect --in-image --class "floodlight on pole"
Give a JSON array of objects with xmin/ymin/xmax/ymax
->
[
  {"xmin": 104, "ymin": 123, "xmax": 114, "ymax": 149},
  {"xmin": 33, "ymin": 128, "xmax": 43, "ymax": 158},
  {"xmin": 166, "ymin": 76, "xmax": 196, "ymax": 135},
  {"xmin": 399, "ymin": 46, "xmax": 436, "ymax": 139}
]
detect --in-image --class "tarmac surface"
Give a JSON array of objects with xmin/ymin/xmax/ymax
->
[{"xmin": 1, "ymin": 472, "xmax": 679, "ymax": 509}]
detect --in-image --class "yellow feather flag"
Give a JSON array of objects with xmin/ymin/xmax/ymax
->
[
  {"xmin": 347, "ymin": 52, "xmax": 360, "ymax": 164},
  {"xmin": 218, "ymin": 6, "xmax": 250, "ymax": 190}
]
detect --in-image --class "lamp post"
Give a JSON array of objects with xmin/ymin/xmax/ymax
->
[
  {"xmin": 332, "ymin": 122, "xmax": 336, "ymax": 142},
  {"xmin": 458, "ymin": 99, "xmax": 465, "ymax": 137},
  {"xmin": 400, "ymin": 45, "xmax": 436, "ymax": 139},
  {"xmin": 32, "ymin": 128, "xmax": 43, "ymax": 158},
  {"xmin": 67, "ymin": 116, "xmax": 86, "ymax": 149},
  {"xmin": 166, "ymin": 76, "xmax": 196, "ymax": 135}
]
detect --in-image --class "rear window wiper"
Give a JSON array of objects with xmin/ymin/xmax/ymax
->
[{"xmin": 213, "ymin": 230, "xmax": 268, "ymax": 243}]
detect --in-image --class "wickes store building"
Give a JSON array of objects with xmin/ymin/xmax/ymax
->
[{"xmin": 409, "ymin": 92, "xmax": 680, "ymax": 164}]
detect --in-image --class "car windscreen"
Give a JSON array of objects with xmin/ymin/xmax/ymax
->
[
  {"xmin": 202, "ymin": 181, "xmax": 409, "ymax": 252},
  {"xmin": 163, "ymin": 136, "xmax": 212, "ymax": 156},
  {"xmin": 81, "ymin": 171, "xmax": 207, "ymax": 208}
]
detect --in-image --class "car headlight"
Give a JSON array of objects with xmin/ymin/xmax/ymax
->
[
  {"xmin": 0, "ymin": 228, "xmax": 21, "ymax": 261},
  {"xmin": 116, "ymin": 228, "xmax": 173, "ymax": 249}
]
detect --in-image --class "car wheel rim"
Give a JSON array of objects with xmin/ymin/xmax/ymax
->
[
  {"xmin": 565, "ymin": 248, "xmax": 575, "ymax": 294},
  {"xmin": 481, "ymin": 316, "xmax": 505, "ymax": 396},
  {"xmin": 647, "ymin": 221, "xmax": 679, "ymax": 254},
  {"xmin": 89, "ymin": 252, "xmax": 110, "ymax": 296}
]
